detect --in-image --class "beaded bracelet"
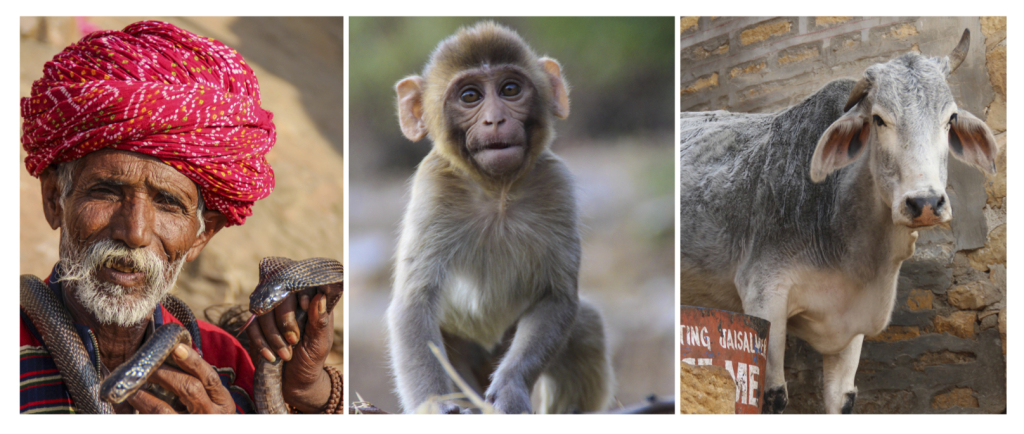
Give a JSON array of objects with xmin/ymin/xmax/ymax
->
[
  {"xmin": 323, "ymin": 365, "xmax": 343, "ymax": 414},
  {"xmin": 285, "ymin": 365, "xmax": 343, "ymax": 414}
]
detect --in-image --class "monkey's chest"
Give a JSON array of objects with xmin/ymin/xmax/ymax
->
[
  {"xmin": 438, "ymin": 271, "xmax": 535, "ymax": 349},
  {"xmin": 431, "ymin": 197, "xmax": 578, "ymax": 348}
]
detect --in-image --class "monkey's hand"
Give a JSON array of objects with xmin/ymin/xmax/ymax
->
[
  {"xmin": 246, "ymin": 284, "xmax": 341, "ymax": 413},
  {"xmin": 485, "ymin": 377, "xmax": 532, "ymax": 414},
  {"xmin": 435, "ymin": 400, "xmax": 476, "ymax": 414}
]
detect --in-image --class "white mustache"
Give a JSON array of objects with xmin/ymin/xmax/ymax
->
[
  {"xmin": 57, "ymin": 233, "xmax": 185, "ymax": 327},
  {"xmin": 59, "ymin": 238, "xmax": 166, "ymax": 288}
]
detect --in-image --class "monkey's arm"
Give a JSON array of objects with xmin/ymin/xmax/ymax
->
[
  {"xmin": 386, "ymin": 286, "xmax": 463, "ymax": 414},
  {"xmin": 485, "ymin": 292, "xmax": 579, "ymax": 414}
]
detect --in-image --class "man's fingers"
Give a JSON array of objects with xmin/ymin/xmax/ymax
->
[
  {"xmin": 301, "ymin": 292, "xmax": 334, "ymax": 359},
  {"xmin": 274, "ymin": 293, "xmax": 300, "ymax": 345},
  {"xmin": 127, "ymin": 389, "xmax": 177, "ymax": 414},
  {"xmin": 305, "ymin": 293, "xmax": 327, "ymax": 339},
  {"xmin": 145, "ymin": 345, "xmax": 233, "ymax": 414},
  {"xmin": 258, "ymin": 309, "xmax": 291, "ymax": 361},
  {"xmin": 169, "ymin": 343, "xmax": 233, "ymax": 404},
  {"xmin": 279, "ymin": 286, "xmax": 340, "ymax": 413},
  {"xmin": 320, "ymin": 283, "xmax": 343, "ymax": 309},
  {"xmin": 146, "ymin": 365, "xmax": 209, "ymax": 414},
  {"xmin": 245, "ymin": 316, "xmax": 277, "ymax": 362}
]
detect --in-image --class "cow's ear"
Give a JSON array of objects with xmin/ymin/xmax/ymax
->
[
  {"xmin": 949, "ymin": 109, "xmax": 998, "ymax": 174},
  {"xmin": 810, "ymin": 113, "xmax": 869, "ymax": 183}
]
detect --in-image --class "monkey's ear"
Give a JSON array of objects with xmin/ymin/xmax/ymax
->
[
  {"xmin": 396, "ymin": 76, "xmax": 429, "ymax": 142},
  {"xmin": 540, "ymin": 58, "xmax": 570, "ymax": 119}
]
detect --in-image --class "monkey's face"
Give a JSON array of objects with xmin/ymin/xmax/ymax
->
[{"xmin": 446, "ymin": 65, "xmax": 537, "ymax": 178}]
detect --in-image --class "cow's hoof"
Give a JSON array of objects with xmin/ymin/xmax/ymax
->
[
  {"xmin": 761, "ymin": 385, "xmax": 788, "ymax": 414},
  {"xmin": 841, "ymin": 391, "xmax": 857, "ymax": 414}
]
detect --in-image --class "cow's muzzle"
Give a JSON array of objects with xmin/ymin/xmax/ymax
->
[{"xmin": 901, "ymin": 193, "xmax": 948, "ymax": 227}]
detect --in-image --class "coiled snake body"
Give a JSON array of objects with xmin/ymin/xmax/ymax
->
[
  {"xmin": 20, "ymin": 275, "xmax": 114, "ymax": 414},
  {"xmin": 19, "ymin": 256, "xmax": 342, "ymax": 414}
]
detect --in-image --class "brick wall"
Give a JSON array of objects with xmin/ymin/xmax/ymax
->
[{"xmin": 680, "ymin": 17, "xmax": 1007, "ymax": 413}]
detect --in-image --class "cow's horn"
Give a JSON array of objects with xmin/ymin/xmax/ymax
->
[
  {"xmin": 844, "ymin": 77, "xmax": 871, "ymax": 112},
  {"xmin": 948, "ymin": 29, "xmax": 970, "ymax": 74}
]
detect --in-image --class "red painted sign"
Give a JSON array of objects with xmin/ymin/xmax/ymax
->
[{"xmin": 680, "ymin": 305, "xmax": 771, "ymax": 414}]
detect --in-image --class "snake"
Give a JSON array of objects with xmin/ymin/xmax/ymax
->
[
  {"xmin": 20, "ymin": 274, "xmax": 203, "ymax": 413},
  {"xmin": 20, "ymin": 256, "xmax": 342, "ymax": 414},
  {"xmin": 242, "ymin": 257, "xmax": 344, "ymax": 414},
  {"xmin": 20, "ymin": 275, "xmax": 114, "ymax": 414}
]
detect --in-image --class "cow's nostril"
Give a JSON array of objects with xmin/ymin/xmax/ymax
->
[
  {"xmin": 905, "ymin": 197, "xmax": 921, "ymax": 217},
  {"xmin": 936, "ymin": 196, "xmax": 945, "ymax": 210}
]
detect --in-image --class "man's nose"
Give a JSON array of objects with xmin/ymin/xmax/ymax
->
[{"xmin": 112, "ymin": 195, "xmax": 154, "ymax": 249}]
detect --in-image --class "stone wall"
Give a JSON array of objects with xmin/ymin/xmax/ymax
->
[{"xmin": 680, "ymin": 17, "xmax": 1006, "ymax": 413}]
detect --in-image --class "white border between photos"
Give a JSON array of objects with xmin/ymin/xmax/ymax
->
[{"xmin": 4, "ymin": 1, "xmax": 1017, "ymax": 432}]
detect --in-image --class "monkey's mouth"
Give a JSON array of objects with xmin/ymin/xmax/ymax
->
[
  {"xmin": 474, "ymin": 141, "xmax": 525, "ymax": 157},
  {"xmin": 473, "ymin": 142, "xmax": 526, "ymax": 174},
  {"xmin": 480, "ymin": 142, "xmax": 519, "ymax": 151}
]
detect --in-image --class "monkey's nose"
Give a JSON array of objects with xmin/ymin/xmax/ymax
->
[{"xmin": 483, "ymin": 116, "xmax": 506, "ymax": 126}]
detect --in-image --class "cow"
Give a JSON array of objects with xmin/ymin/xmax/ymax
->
[{"xmin": 678, "ymin": 30, "xmax": 997, "ymax": 414}]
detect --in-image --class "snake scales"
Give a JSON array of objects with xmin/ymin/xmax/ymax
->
[{"xmin": 19, "ymin": 256, "xmax": 342, "ymax": 414}]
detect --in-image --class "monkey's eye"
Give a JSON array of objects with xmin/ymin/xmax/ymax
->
[
  {"xmin": 500, "ymin": 82, "xmax": 521, "ymax": 97},
  {"xmin": 460, "ymin": 89, "xmax": 481, "ymax": 103},
  {"xmin": 873, "ymin": 115, "xmax": 886, "ymax": 127}
]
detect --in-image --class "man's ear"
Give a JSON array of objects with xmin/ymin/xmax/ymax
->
[
  {"xmin": 185, "ymin": 209, "xmax": 229, "ymax": 262},
  {"xmin": 396, "ymin": 76, "xmax": 428, "ymax": 142},
  {"xmin": 40, "ymin": 167, "xmax": 62, "ymax": 230}
]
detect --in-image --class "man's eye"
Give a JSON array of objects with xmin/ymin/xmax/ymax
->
[
  {"xmin": 157, "ymin": 194, "xmax": 186, "ymax": 210},
  {"xmin": 91, "ymin": 186, "xmax": 118, "ymax": 196}
]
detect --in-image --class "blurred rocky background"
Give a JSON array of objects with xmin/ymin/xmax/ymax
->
[
  {"xmin": 20, "ymin": 17, "xmax": 346, "ymax": 367},
  {"xmin": 348, "ymin": 17, "xmax": 676, "ymax": 413},
  {"xmin": 680, "ymin": 16, "xmax": 1006, "ymax": 413}
]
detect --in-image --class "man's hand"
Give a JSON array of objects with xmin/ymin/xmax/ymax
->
[
  {"xmin": 127, "ymin": 343, "xmax": 235, "ymax": 414},
  {"xmin": 245, "ymin": 284, "xmax": 341, "ymax": 413}
]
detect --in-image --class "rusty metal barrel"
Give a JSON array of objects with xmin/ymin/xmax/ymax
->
[{"xmin": 680, "ymin": 305, "xmax": 771, "ymax": 414}]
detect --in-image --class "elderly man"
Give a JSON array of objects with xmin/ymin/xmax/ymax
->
[{"xmin": 19, "ymin": 21, "xmax": 340, "ymax": 414}]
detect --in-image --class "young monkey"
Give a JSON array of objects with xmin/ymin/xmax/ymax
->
[{"xmin": 387, "ymin": 22, "xmax": 614, "ymax": 414}]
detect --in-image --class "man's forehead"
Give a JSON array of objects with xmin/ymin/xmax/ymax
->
[{"xmin": 73, "ymin": 150, "xmax": 199, "ymax": 196}]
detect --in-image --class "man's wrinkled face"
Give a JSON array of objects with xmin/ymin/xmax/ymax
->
[{"xmin": 55, "ymin": 149, "xmax": 206, "ymax": 326}]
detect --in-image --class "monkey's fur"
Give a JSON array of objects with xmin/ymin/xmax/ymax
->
[{"xmin": 387, "ymin": 22, "xmax": 614, "ymax": 414}]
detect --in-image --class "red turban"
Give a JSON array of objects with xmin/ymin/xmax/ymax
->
[{"xmin": 21, "ymin": 20, "xmax": 276, "ymax": 226}]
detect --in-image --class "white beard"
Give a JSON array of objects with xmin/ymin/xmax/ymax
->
[{"xmin": 57, "ymin": 230, "xmax": 186, "ymax": 327}]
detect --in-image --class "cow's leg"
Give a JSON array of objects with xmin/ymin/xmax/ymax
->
[
  {"xmin": 737, "ymin": 271, "xmax": 790, "ymax": 414},
  {"xmin": 822, "ymin": 334, "xmax": 863, "ymax": 414}
]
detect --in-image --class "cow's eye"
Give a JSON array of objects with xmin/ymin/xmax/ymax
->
[
  {"xmin": 873, "ymin": 115, "xmax": 886, "ymax": 127},
  {"xmin": 949, "ymin": 113, "xmax": 958, "ymax": 125}
]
